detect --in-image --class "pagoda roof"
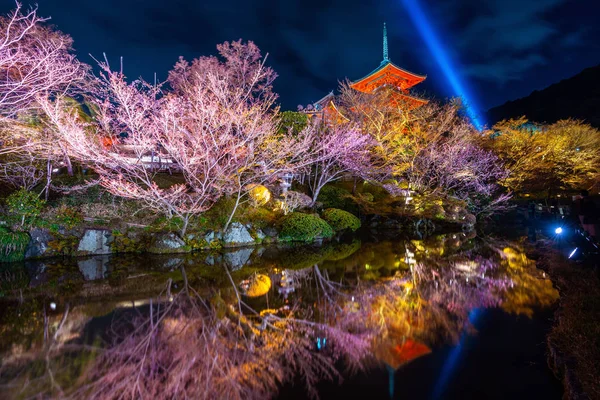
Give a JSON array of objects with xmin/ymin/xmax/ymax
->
[
  {"xmin": 350, "ymin": 60, "xmax": 426, "ymax": 93},
  {"xmin": 390, "ymin": 91, "xmax": 429, "ymax": 108},
  {"xmin": 312, "ymin": 91, "xmax": 334, "ymax": 110}
]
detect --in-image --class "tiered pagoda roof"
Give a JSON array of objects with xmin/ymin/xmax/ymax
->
[{"xmin": 310, "ymin": 23, "xmax": 428, "ymax": 116}]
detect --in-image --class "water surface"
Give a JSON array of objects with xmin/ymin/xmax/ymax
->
[{"xmin": 0, "ymin": 232, "xmax": 561, "ymax": 399}]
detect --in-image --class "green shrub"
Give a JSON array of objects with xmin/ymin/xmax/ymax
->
[
  {"xmin": 278, "ymin": 111, "xmax": 308, "ymax": 135},
  {"xmin": 111, "ymin": 230, "xmax": 147, "ymax": 253},
  {"xmin": 321, "ymin": 208, "xmax": 361, "ymax": 232},
  {"xmin": 47, "ymin": 234, "xmax": 79, "ymax": 256},
  {"xmin": 361, "ymin": 182, "xmax": 389, "ymax": 202},
  {"xmin": 240, "ymin": 206, "xmax": 277, "ymax": 229},
  {"xmin": 147, "ymin": 216, "xmax": 184, "ymax": 233},
  {"xmin": 55, "ymin": 205, "xmax": 84, "ymax": 229},
  {"xmin": 5, "ymin": 189, "xmax": 45, "ymax": 226},
  {"xmin": 201, "ymin": 197, "xmax": 240, "ymax": 230},
  {"xmin": 0, "ymin": 227, "xmax": 30, "ymax": 263},
  {"xmin": 278, "ymin": 212, "xmax": 333, "ymax": 242},
  {"xmin": 317, "ymin": 185, "xmax": 358, "ymax": 214}
]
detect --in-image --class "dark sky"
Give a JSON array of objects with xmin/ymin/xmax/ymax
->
[{"xmin": 3, "ymin": 0, "xmax": 599, "ymax": 122}]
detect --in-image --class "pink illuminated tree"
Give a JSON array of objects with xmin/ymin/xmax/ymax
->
[
  {"xmin": 0, "ymin": 2, "xmax": 87, "ymax": 195},
  {"xmin": 166, "ymin": 41, "xmax": 310, "ymax": 231},
  {"xmin": 40, "ymin": 41, "xmax": 314, "ymax": 234},
  {"xmin": 0, "ymin": 2, "xmax": 86, "ymax": 119},
  {"xmin": 300, "ymin": 121, "xmax": 374, "ymax": 206}
]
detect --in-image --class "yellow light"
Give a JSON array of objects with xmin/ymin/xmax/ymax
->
[{"xmin": 248, "ymin": 184, "xmax": 271, "ymax": 207}]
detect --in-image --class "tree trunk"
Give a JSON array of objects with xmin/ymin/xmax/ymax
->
[
  {"xmin": 44, "ymin": 159, "xmax": 52, "ymax": 201},
  {"xmin": 310, "ymin": 187, "xmax": 321, "ymax": 208},
  {"xmin": 223, "ymin": 190, "xmax": 242, "ymax": 234},
  {"xmin": 64, "ymin": 153, "xmax": 73, "ymax": 176},
  {"xmin": 180, "ymin": 215, "xmax": 190, "ymax": 237}
]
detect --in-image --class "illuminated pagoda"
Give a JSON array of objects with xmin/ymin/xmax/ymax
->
[{"xmin": 308, "ymin": 23, "xmax": 427, "ymax": 119}]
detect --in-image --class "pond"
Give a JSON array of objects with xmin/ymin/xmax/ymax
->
[{"xmin": 0, "ymin": 231, "xmax": 562, "ymax": 399}]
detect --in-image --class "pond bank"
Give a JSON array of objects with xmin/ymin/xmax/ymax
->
[
  {"xmin": 530, "ymin": 241, "xmax": 600, "ymax": 400},
  {"xmin": 5, "ymin": 212, "xmax": 472, "ymax": 263}
]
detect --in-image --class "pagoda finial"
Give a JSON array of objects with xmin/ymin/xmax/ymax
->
[{"xmin": 383, "ymin": 22, "xmax": 389, "ymax": 62}]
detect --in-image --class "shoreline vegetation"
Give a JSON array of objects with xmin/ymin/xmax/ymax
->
[{"xmin": 0, "ymin": 180, "xmax": 476, "ymax": 264}]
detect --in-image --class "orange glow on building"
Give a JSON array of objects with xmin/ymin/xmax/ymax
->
[{"xmin": 309, "ymin": 23, "xmax": 428, "ymax": 118}]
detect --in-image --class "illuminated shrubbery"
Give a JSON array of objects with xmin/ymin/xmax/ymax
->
[
  {"xmin": 5, "ymin": 188, "xmax": 45, "ymax": 227},
  {"xmin": 278, "ymin": 212, "xmax": 334, "ymax": 242},
  {"xmin": 481, "ymin": 117, "xmax": 600, "ymax": 194},
  {"xmin": 321, "ymin": 208, "xmax": 361, "ymax": 232}
]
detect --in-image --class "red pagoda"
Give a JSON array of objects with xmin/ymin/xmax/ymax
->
[{"xmin": 309, "ymin": 23, "xmax": 427, "ymax": 119}]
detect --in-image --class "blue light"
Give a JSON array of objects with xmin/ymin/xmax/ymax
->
[
  {"xmin": 555, "ymin": 227, "xmax": 563, "ymax": 235},
  {"xmin": 401, "ymin": 0, "xmax": 485, "ymax": 130},
  {"xmin": 432, "ymin": 308, "xmax": 481, "ymax": 398}
]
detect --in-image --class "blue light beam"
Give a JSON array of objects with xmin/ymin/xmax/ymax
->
[{"xmin": 401, "ymin": 0, "xmax": 485, "ymax": 130}]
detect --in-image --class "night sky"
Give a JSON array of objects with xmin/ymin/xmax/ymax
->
[{"xmin": 2, "ymin": 0, "xmax": 599, "ymax": 121}]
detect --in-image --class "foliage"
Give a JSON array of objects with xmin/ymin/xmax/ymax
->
[
  {"xmin": 278, "ymin": 111, "xmax": 308, "ymax": 135},
  {"xmin": 239, "ymin": 206, "xmax": 277, "ymax": 229},
  {"xmin": 5, "ymin": 188, "xmax": 45, "ymax": 226},
  {"xmin": 481, "ymin": 118, "xmax": 600, "ymax": 194},
  {"xmin": 47, "ymin": 234, "xmax": 79, "ymax": 256},
  {"xmin": 300, "ymin": 121, "xmax": 374, "ymax": 204},
  {"xmin": 0, "ymin": 226, "xmax": 30, "ymax": 262},
  {"xmin": 338, "ymin": 88, "xmax": 511, "ymax": 216},
  {"xmin": 278, "ymin": 212, "xmax": 334, "ymax": 242},
  {"xmin": 54, "ymin": 205, "xmax": 84, "ymax": 229},
  {"xmin": 147, "ymin": 216, "xmax": 185, "ymax": 233},
  {"xmin": 321, "ymin": 208, "xmax": 361, "ymax": 232},
  {"xmin": 111, "ymin": 230, "xmax": 147, "ymax": 253},
  {"xmin": 317, "ymin": 185, "xmax": 358, "ymax": 213}
]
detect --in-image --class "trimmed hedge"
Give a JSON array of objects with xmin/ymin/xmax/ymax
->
[
  {"xmin": 278, "ymin": 212, "xmax": 334, "ymax": 242},
  {"xmin": 322, "ymin": 208, "xmax": 361, "ymax": 232}
]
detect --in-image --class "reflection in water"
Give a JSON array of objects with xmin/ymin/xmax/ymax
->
[{"xmin": 0, "ymin": 234, "xmax": 559, "ymax": 399}]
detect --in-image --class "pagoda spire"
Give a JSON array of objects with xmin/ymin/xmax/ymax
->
[{"xmin": 383, "ymin": 22, "xmax": 389, "ymax": 62}]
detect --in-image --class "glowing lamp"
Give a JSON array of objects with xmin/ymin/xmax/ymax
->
[{"xmin": 554, "ymin": 227, "xmax": 563, "ymax": 234}]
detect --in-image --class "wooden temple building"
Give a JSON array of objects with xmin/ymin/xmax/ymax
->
[{"xmin": 308, "ymin": 23, "xmax": 427, "ymax": 120}]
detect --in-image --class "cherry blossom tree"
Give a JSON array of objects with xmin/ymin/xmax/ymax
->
[
  {"xmin": 0, "ymin": 2, "xmax": 87, "ymax": 196},
  {"xmin": 37, "ymin": 67, "xmax": 215, "ymax": 235},
  {"xmin": 299, "ymin": 121, "xmax": 374, "ymax": 206},
  {"xmin": 0, "ymin": 2, "xmax": 85, "ymax": 119},
  {"xmin": 40, "ymin": 41, "xmax": 314, "ymax": 235},
  {"xmin": 166, "ymin": 41, "xmax": 314, "ymax": 231}
]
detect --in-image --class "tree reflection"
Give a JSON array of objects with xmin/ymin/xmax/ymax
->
[{"xmin": 0, "ymin": 236, "xmax": 559, "ymax": 399}]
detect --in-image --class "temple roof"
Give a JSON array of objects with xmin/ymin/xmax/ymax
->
[
  {"xmin": 350, "ymin": 60, "xmax": 427, "ymax": 93},
  {"xmin": 351, "ymin": 23, "xmax": 426, "ymax": 93}
]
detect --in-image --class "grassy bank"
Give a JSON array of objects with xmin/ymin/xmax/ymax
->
[{"xmin": 531, "ymin": 241, "xmax": 600, "ymax": 399}]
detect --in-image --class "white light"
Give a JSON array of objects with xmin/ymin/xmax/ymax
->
[
  {"xmin": 555, "ymin": 227, "xmax": 563, "ymax": 234},
  {"xmin": 50, "ymin": 302, "xmax": 57, "ymax": 310},
  {"xmin": 568, "ymin": 248, "xmax": 578, "ymax": 259}
]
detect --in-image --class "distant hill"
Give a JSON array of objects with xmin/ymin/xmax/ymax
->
[{"xmin": 487, "ymin": 64, "xmax": 600, "ymax": 128}]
